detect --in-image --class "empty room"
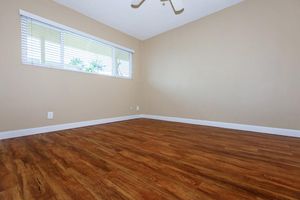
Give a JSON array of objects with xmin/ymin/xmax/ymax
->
[{"xmin": 0, "ymin": 0, "xmax": 299, "ymax": 199}]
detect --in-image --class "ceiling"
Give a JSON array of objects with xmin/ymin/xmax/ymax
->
[{"xmin": 54, "ymin": 0, "xmax": 243, "ymax": 40}]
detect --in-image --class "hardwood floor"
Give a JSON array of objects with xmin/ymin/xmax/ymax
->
[{"xmin": 0, "ymin": 119, "xmax": 299, "ymax": 200}]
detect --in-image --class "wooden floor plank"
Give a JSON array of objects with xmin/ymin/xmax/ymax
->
[{"xmin": 0, "ymin": 119, "xmax": 299, "ymax": 200}]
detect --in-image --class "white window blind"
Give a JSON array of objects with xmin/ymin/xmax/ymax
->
[{"xmin": 20, "ymin": 10, "xmax": 133, "ymax": 78}]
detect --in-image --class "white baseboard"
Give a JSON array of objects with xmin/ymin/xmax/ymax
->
[
  {"xmin": 1, "ymin": 114, "xmax": 299, "ymax": 140},
  {"xmin": 0, "ymin": 115, "xmax": 140, "ymax": 140},
  {"xmin": 141, "ymin": 114, "xmax": 300, "ymax": 138}
]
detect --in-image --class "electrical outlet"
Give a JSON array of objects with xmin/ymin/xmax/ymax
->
[
  {"xmin": 136, "ymin": 106, "xmax": 140, "ymax": 111},
  {"xmin": 47, "ymin": 112, "xmax": 54, "ymax": 120}
]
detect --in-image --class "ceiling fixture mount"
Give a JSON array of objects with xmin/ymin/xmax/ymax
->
[{"xmin": 131, "ymin": 0, "xmax": 184, "ymax": 15}]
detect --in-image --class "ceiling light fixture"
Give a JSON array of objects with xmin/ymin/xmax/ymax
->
[{"xmin": 131, "ymin": 0, "xmax": 184, "ymax": 15}]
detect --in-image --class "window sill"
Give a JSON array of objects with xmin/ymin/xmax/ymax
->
[{"xmin": 22, "ymin": 62, "xmax": 133, "ymax": 80}]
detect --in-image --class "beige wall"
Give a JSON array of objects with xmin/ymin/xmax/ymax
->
[
  {"xmin": 1, "ymin": 0, "xmax": 300, "ymax": 132},
  {"xmin": 141, "ymin": 0, "xmax": 300, "ymax": 130},
  {"xmin": 0, "ymin": 0, "xmax": 141, "ymax": 131}
]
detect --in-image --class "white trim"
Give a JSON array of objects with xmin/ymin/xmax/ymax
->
[
  {"xmin": 19, "ymin": 9, "xmax": 135, "ymax": 53},
  {"xmin": 140, "ymin": 114, "xmax": 300, "ymax": 138},
  {"xmin": 129, "ymin": 52, "xmax": 133, "ymax": 79},
  {"xmin": 22, "ymin": 63, "xmax": 133, "ymax": 80},
  {"xmin": 1, "ymin": 114, "xmax": 299, "ymax": 140},
  {"xmin": 0, "ymin": 115, "xmax": 140, "ymax": 140}
]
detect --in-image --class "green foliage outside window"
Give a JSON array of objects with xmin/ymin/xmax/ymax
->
[{"xmin": 69, "ymin": 58, "xmax": 106, "ymax": 73}]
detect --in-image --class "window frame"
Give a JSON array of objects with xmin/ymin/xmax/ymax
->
[{"xmin": 20, "ymin": 10, "xmax": 134, "ymax": 79}]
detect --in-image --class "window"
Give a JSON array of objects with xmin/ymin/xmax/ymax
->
[{"xmin": 20, "ymin": 10, "xmax": 133, "ymax": 79}]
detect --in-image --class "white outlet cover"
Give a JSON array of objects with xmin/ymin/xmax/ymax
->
[{"xmin": 47, "ymin": 112, "xmax": 54, "ymax": 119}]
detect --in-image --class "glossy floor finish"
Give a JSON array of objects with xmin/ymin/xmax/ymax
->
[{"xmin": 0, "ymin": 119, "xmax": 299, "ymax": 200}]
